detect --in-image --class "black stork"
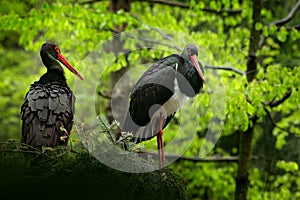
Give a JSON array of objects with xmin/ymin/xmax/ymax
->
[
  {"xmin": 123, "ymin": 44, "xmax": 205, "ymax": 168},
  {"xmin": 21, "ymin": 42, "xmax": 83, "ymax": 148}
]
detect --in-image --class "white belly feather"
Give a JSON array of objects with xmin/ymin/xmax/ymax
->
[{"xmin": 162, "ymin": 78, "xmax": 190, "ymax": 116}]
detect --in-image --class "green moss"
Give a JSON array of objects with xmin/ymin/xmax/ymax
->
[{"xmin": 0, "ymin": 142, "xmax": 187, "ymax": 200}]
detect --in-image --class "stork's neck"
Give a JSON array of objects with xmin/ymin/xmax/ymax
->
[
  {"xmin": 39, "ymin": 50, "xmax": 66, "ymax": 83},
  {"xmin": 38, "ymin": 69, "xmax": 67, "ymax": 84},
  {"xmin": 176, "ymin": 59, "xmax": 203, "ymax": 97}
]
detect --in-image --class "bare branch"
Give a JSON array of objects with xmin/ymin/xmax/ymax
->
[
  {"xmin": 138, "ymin": 151, "xmax": 240, "ymax": 162},
  {"xmin": 259, "ymin": 0, "xmax": 300, "ymax": 48},
  {"xmin": 173, "ymin": 155, "xmax": 239, "ymax": 163},
  {"xmin": 268, "ymin": 0, "xmax": 300, "ymax": 27},
  {"xmin": 138, "ymin": 152, "xmax": 261, "ymax": 163},
  {"xmin": 205, "ymin": 65, "xmax": 245, "ymax": 76}
]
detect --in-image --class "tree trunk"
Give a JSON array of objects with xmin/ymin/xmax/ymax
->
[
  {"xmin": 235, "ymin": 0, "xmax": 262, "ymax": 199},
  {"xmin": 235, "ymin": 122, "xmax": 255, "ymax": 200},
  {"xmin": 109, "ymin": 0, "xmax": 131, "ymax": 12},
  {"xmin": 105, "ymin": 0, "xmax": 131, "ymax": 140}
]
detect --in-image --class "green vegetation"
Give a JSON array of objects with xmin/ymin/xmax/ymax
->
[
  {"xmin": 0, "ymin": 0, "xmax": 299, "ymax": 199},
  {"xmin": 0, "ymin": 142, "xmax": 186, "ymax": 200}
]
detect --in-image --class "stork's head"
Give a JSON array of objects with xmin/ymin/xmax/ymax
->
[
  {"xmin": 40, "ymin": 42, "xmax": 84, "ymax": 80},
  {"xmin": 182, "ymin": 44, "xmax": 205, "ymax": 82}
]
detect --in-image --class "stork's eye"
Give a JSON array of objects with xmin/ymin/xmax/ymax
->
[{"xmin": 54, "ymin": 46, "xmax": 61, "ymax": 54}]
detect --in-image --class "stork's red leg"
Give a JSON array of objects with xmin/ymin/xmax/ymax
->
[{"xmin": 157, "ymin": 113, "xmax": 165, "ymax": 169}]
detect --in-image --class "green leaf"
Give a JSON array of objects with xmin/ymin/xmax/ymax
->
[
  {"xmin": 209, "ymin": 1, "xmax": 217, "ymax": 9},
  {"xmin": 269, "ymin": 25, "xmax": 278, "ymax": 34},
  {"xmin": 246, "ymin": 102, "xmax": 254, "ymax": 115},
  {"xmin": 241, "ymin": 111, "xmax": 249, "ymax": 132},
  {"xmin": 255, "ymin": 22, "xmax": 263, "ymax": 31},
  {"xmin": 256, "ymin": 68, "xmax": 264, "ymax": 79},
  {"xmin": 276, "ymin": 161, "xmax": 299, "ymax": 172},
  {"xmin": 277, "ymin": 27, "xmax": 288, "ymax": 42},
  {"xmin": 189, "ymin": 0, "xmax": 196, "ymax": 8},
  {"xmin": 290, "ymin": 28, "xmax": 300, "ymax": 41}
]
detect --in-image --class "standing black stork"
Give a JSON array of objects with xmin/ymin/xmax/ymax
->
[
  {"xmin": 21, "ymin": 42, "xmax": 83, "ymax": 148},
  {"xmin": 123, "ymin": 44, "xmax": 205, "ymax": 168}
]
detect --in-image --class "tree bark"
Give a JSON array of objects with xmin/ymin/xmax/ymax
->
[
  {"xmin": 235, "ymin": 121, "xmax": 256, "ymax": 200},
  {"xmin": 105, "ymin": 0, "xmax": 131, "ymax": 140},
  {"xmin": 246, "ymin": 0, "xmax": 261, "ymax": 83},
  {"xmin": 110, "ymin": 0, "xmax": 131, "ymax": 12},
  {"xmin": 235, "ymin": 0, "xmax": 262, "ymax": 200}
]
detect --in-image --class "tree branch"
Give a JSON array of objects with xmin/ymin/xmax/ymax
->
[
  {"xmin": 80, "ymin": 0, "xmax": 242, "ymax": 14},
  {"xmin": 172, "ymin": 155, "xmax": 239, "ymax": 163},
  {"xmin": 98, "ymin": 91, "xmax": 112, "ymax": 99},
  {"xmin": 264, "ymin": 107, "xmax": 290, "ymax": 133},
  {"xmin": 136, "ymin": 0, "xmax": 243, "ymax": 14},
  {"xmin": 268, "ymin": 0, "xmax": 300, "ymax": 27},
  {"xmin": 266, "ymin": 88, "xmax": 292, "ymax": 108},
  {"xmin": 79, "ymin": 0, "xmax": 101, "ymax": 5},
  {"xmin": 138, "ymin": 152, "xmax": 261, "ymax": 163},
  {"xmin": 287, "ymin": 24, "xmax": 300, "ymax": 31},
  {"xmin": 135, "ymin": 0, "xmax": 189, "ymax": 8},
  {"xmin": 259, "ymin": 0, "xmax": 300, "ymax": 48},
  {"xmin": 202, "ymin": 7, "xmax": 242, "ymax": 15},
  {"xmin": 138, "ymin": 151, "xmax": 240, "ymax": 162},
  {"xmin": 205, "ymin": 65, "xmax": 245, "ymax": 76}
]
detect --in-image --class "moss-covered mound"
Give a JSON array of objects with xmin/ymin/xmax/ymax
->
[{"xmin": 0, "ymin": 142, "xmax": 187, "ymax": 200}]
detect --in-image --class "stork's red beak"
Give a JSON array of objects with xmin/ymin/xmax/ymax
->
[
  {"xmin": 57, "ymin": 53, "xmax": 84, "ymax": 80},
  {"xmin": 190, "ymin": 55, "xmax": 205, "ymax": 82}
]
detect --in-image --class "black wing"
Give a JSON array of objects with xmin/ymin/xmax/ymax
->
[
  {"xmin": 21, "ymin": 82, "xmax": 75, "ymax": 147},
  {"xmin": 123, "ymin": 55, "xmax": 184, "ymax": 142}
]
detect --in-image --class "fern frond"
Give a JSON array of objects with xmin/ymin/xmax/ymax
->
[{"xmin": 97, "ymin": 115, "xmax": 116, "ymax": 143}]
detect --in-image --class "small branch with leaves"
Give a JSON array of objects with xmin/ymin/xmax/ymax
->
[
  {"xmin": 264, "ymin": 108, "xmax": 290, "ymax": 133},
  {"xmin": 258, "ymin": 0, "xmax": 300, "ymax": 48},
  {"xmin": 97, "ymin": 115, "xmax": 135, "ymax": 149},
  {"xmin": 80, "ymin": 0, "xmax": 243, "ymax": 14},
  {"xmin": 133, "ymin": 0, "xmax": 243, "ymax": 14},
  {"xmin": 264, "ymin": 88, "xmax": 292, "ymax": 108}
]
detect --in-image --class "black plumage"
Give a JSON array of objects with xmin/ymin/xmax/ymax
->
[
  {"xmin": 123, "ymin": 44, "xmax": 205, "ymax": 143},
  {"xmin": 21, "ymin": 43, "xmax": 83, "ymax": 148}
]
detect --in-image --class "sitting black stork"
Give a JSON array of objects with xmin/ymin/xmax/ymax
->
[
  {"xmin": 123, "ymin": 44, "xmax": 205, "ymax": 168},
  {"xmin": 21, "ymin": 42, "xmax": 83, "ymax": 148}
]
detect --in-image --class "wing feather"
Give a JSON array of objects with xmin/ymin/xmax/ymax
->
[
  {"xmin": 21, "ymin": 82, "xmax": 75, "ymax": 147},
  {"xmin": 124, "ymin": 55, "xmax": 183, "ymax": 142}
]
